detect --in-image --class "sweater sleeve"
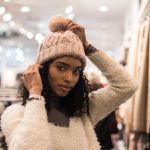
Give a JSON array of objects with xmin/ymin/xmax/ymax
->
[
  {"xmin": 1, "ymin": 100, "xmax": 52, "ymax": 150},
  {"xmin": 1, "ymin": 104, "xmax": 24, "ymax": 144},
  {"xmin": 88, "ymin": 51, "xmax": 138, "ymax": 126}
]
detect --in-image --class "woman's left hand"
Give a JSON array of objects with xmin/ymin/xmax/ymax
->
[{"xmin": 66, "ymin": 20, "xmax": 90, "ymax": 50}]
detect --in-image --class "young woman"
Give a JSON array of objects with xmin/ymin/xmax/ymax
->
[{"xmin": 1, "ymin": 16, "xmax": 138, "ymax": 150}]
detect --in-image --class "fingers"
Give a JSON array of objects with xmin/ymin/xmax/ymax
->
[
  {"xmin": 68, "ymin": 26, "xmax": 78, "ymax": 34},
  {"xmin": 32, "ymin": 64, "xmax": 42, "ymax": 72},
  {"xmin": 66, "ymin": 19, "xmax": 85, "ymax": 37},
  {"xmin": 23, "ymin": 64, "xmax": 42, "ymax": 77},
  {"xmin": 68, "ymin": 24, "xmax": 84, "ymax": 32},
  {"xmin": 69, "ymin": 25, "xmax": 81, "ymax": 33},
  {"xmin": 66, "ymin": 19, "xmax": 76, "ymax": 28},
  {"xmin": 68, "ymin": 25, "xmax": 79, "ymax": 30},
  {"xmin": 26, "ymin": 65, "xmax": 34, "ymax": 74},
  {"xmin": 66, "ymin": 19, "xmax": 82, "ymax": 30},
  {"xmin": 21, "ymin": 64, "xmax": 43, "ymax": 94}
]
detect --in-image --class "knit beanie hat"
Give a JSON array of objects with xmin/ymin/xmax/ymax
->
[{"xmin": 36, "ymin": 16, "xmax": 86, "ymax": 67}]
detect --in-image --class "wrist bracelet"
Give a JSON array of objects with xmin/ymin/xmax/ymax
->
[
  {"xmin": 85, "ymin": 44, "xmax": 98, "ymax": 56},
  {"xmin": 28, "ymin": 94, "xmax": 44, "ymax": 102}
]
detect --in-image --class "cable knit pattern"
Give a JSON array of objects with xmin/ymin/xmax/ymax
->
[{"xmin": 1, "ymin": 50, "xmax": 138, "ymax": 150}]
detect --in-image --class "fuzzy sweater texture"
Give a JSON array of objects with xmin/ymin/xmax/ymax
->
[{"xmin": 1, "ymin": 50, "xmax": 138, "ymax": 150}]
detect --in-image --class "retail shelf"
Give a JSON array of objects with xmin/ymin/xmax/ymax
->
[
  {"xmin": 0, "ymin": 88, "xmax": 20, "ymax": 102},
  {"xmin": 139, "ymin": 0, "xmax": 150, "ymax": 22}
]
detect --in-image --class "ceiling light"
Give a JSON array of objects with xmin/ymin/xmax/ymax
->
[
  {"xmin": 35, "ymin": 33, "xmax": 44, "ymax": 44},
  {"xmin": 67, "ymin": 13, "xmax": 74, "ymax": 19},
  {"xmin": 3, "ymin": 0, "xmax": 11, "ymax": 2},
  {"xmin": 20, "ymin": 6, "xmax": 31, "ymax": 13},
  {"xmin": 15, "ymin": 48, "xmax": 23, "ymax": 56},
  {"xmin": 3, "ymin": 13, "xmax": 12, "ymax": 22},
  {"xmin": 65, "ymin": 6, "xmax": 73, "ymax": 14},
  {"xmin": 19, "ymin": 27, "xmax": 26, "ymax": 34},
  {"xmin": 9, "ymin": 21, "xmax": 16, "ymax": 27},
  {"xmin": 99, "ymin": 6, "xmax": 109, "ymax": 12},
  {"xmin": 0, "ymin": 7, "xmax": 6, "ymax": 15},
  {"xmin": 26, "ymin": 32, "xmax": 34, "ymax": 39}
]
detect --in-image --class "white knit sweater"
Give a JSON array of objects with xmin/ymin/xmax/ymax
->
[{"xmin": 1, "ymin": 51, "xmax": 138, "ymax": 150}]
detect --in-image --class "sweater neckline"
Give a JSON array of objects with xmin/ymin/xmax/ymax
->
[
  {"xmin": 49, "ymin": 117, "xmax": 73, "ymax": 129},
  {"xmin": 49, "ymin": 117, "xmax": 81, "ymax": 129}
]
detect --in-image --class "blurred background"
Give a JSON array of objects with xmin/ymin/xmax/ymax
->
[
  {"xmin": 0, "ymin": 0, "xmax": 142, "ymax": 86},
  {"xmin": 0, "ymin": 0, "xmax": 150, "ymax": 149}
]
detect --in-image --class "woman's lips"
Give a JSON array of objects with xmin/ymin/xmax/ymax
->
[{"xmin": 59, "ymin": 85, "xmax": 72, "ymax": 92}]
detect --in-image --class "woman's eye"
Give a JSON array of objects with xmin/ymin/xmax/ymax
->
[
  {"xmin": 57, "ymin": 65, "xmax": 66, "ymax": 71},
  {"xmin": 73, "ymin": 69, "xmax": 81, "ymax": 75}
]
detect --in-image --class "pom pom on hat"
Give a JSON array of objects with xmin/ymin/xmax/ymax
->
[
  {"xmin": 36, "ymin": 16, "xmax": 86, "ymax": 68},
  {"xmin": 49, "ymin": 16, "xmax": 68, "ymax": 32}
]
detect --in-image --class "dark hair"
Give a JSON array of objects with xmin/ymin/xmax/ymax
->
[{"xmin": 17, "ymin": 59, "xmax": 91, "ymax": 117}]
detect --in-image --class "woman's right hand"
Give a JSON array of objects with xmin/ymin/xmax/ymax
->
[{"xmin": 22, "ymin": 64, "xmax": 43, "ymax": 95}]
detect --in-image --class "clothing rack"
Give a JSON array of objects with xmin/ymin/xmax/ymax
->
[{"xmin": 139, "ymin": 0, "xmax": 150, "ymax": 22}]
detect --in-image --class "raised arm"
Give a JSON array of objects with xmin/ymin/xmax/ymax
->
[
  {"xmin": 67, "ymin": 19, "xmax": 138, "ymax": 125},
  {"xmin": 87, "ymin": 45, "xmax": 138, "ymax": 125},
  {"xmin": 1, "ymin": 64, "xmax": 52, "ymax": 150}
]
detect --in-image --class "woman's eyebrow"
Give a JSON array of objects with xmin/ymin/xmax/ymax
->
[
  {"xmin": 56, "ymin": 62, "xmax": 69, "ymax": 67},
  {"xmin": 56, "ymin": 62, "xmax": 82, "ymax": 68}
]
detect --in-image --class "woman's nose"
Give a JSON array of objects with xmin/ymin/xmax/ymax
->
[{"xmin": 64, "ymin": 71, "xmax": 74, "ymax": 83}]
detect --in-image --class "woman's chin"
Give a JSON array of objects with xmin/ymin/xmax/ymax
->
[{"xmin": 55, "ymin": 91, "xmax": 69, "ymax": 97}]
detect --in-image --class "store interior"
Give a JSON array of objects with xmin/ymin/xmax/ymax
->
[{"xmin": 0, "ymin": 0, "xmax": 150, "ymax": 149}]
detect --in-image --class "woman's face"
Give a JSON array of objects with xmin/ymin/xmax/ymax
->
[{"xmin": 48, "ymin": 56, "xmax": 82, "ymax": 97}]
